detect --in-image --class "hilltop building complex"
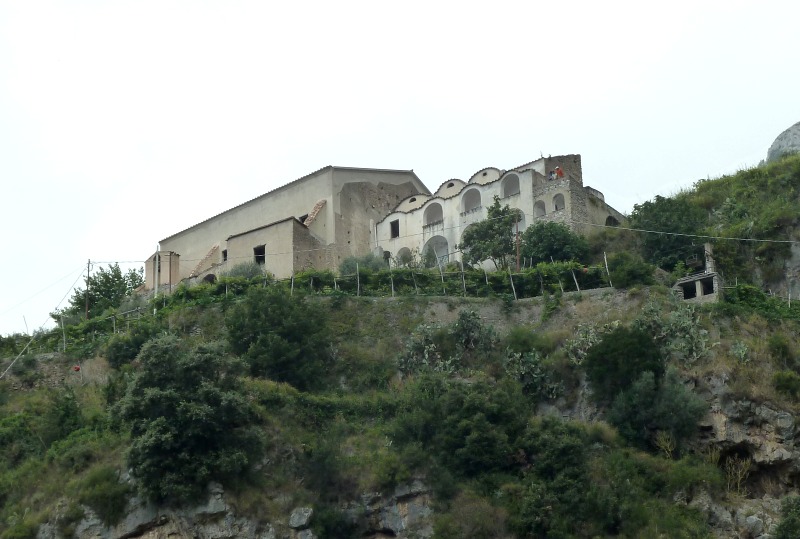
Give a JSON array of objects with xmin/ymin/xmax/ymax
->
[{"xmin": 144, "ymin": 155, "xmax": 624, "ymax": 291}]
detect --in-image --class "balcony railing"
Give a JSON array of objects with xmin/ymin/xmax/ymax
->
[{"xmin": 459, "ymin": 206, "xmax": 483, "ymax": 217}]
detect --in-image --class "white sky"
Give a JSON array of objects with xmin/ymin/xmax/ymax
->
[{"xmin": 1, "ymin": 1, "xmax": 799, "ymax": 336}]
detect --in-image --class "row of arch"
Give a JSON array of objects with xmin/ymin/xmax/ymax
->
[{"xmin": 422, "ymin": 190, "xmax": 565, "ymax": 226}]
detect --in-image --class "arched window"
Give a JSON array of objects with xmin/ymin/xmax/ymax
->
[
  {"xmin": 553, "ymin": 193, "xmax": 565, "ymax": 212},
  {"xmin": 423, "ymin": 202, "xmax": 444, "ymax": 226},
  {"xmin": 534, "ymin": 200, "xmax": 546, "ymax": 217},
  {"xmin": 422, "ymin": 235, "xmax": 449, "ymax": 267},
  {"xmin": 605, "ymin": 216, "xmax": 620, "ymax": 227},
  {"xmin": 462, "ymin": 189, "xmax": 482, "ymax": 213},
  {"xmin": 501, "ymin": 174, "xmax": 520, "ymax": 197},
  {"xmin": 396, "ymin": 247, "xmax": 413, "ymax": 267}
]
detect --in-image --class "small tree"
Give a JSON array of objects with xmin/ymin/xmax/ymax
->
[
  {"xmin": 226, "ymin": 286, "xmax": 330, "ymax": 390},
  {"xmin": 584, "ymin": 326, "xmax": 664, "ymax": 403},
  {"xmin": 458, "ymin": 196, "xmax": 521, "ymax": 271},
  {"xmin": 520, "ymin": 221, "xmax": 588, "ymax": 265},
  {"xmin": 629, "ymin": 195, "xmax": 706, "ymax": 271},
  {"xmin": 55, "ymin": 263, "xmax": 144, "ymax": 320},
  {"xmin": 774, "ymin": 496, "xmax": 800, "ymax": 539},
  {"xmin": 114, "ymin": 336, "xmax": 263, "ymax": 504},
  {"xmin": 608, "ymin": 252, "xmax": 655, "ymax": 288},
  {"xmin": 608, "ymin": 369, "xmax": 707, "ymax": 450}
]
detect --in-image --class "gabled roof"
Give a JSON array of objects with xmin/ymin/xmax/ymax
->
[{"xmin": 160, "ymin": 166, "xmax": 426, "ymax": 243}]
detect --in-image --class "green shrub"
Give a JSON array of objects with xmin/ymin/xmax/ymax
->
[
  {"xmin": 114, "ymin": 336, "xmax": 264, "ymax": 504},
  {"xmin": 104, "ymin": 319, "xmax": 159, "ymax": 369},
  {"xmin": 775, "ymin": 496, "xmax": 800, "ymax": 539},
  {"xmin": 224, "ymin": 261, "xmax": 267, "ymax": 279},
  {"xmin": 584, "ymin": 326, "xmax": 664, "ymax": 403},
  {"xmin": 77, "ymin": 466, "xmax": 132, "ymax": 526},
  {"xmin": 608, "ymin": 252, "xmax": 655, "ymax": 289},
  {"xmin": 769, "ymin": 333, "xmax": 797, "ymax": 370},
  {"xmin": 433, "ymin": 491, "xmax": 509, "ymax": 539},
  {"xmin": 339, "ymin": 253, "xmax": 387, "ymax": 274},
  {"xmin": 774, "ymin": 370, "xmax": 800, "ymax": 400},
  {"xmin": 608, "ymin": 369, "xmax": 707, "ymax": 450},
  {"xmin": 226, "ymin": 287, "xmax": 330, "ymax": 390},
  {"xmin": 504, "ymin": 327, "xmax": 557, "ymax": 355}
]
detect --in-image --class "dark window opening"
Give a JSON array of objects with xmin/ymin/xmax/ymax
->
[
  {"xmin": 254, "ymin": 245, "xmax": 266, "ymax": 265},
  {"xmin": 701, "ymin": 277, "xmax": 715, "ymax": 295},
  {"xmin": 299, "ymin": 214, "xmax": 309, "ymax": 223},
  {"xmin": 447, "ymin": 182, "xmax": 454, "ymax": 188},
  {"xmin": 222, "ymin": 249, "xmax": 228, "ymax": 262},
  {"xmin": 390, "ymin": 219, "xmax": 400, "ymax": 238},
  {"xmin": 680, "ymin": 282, "xmax": 697, "ymax": 299},
  {"xmin": 409, "ymin": 197, "xmax": 416, "ymax": 203}
]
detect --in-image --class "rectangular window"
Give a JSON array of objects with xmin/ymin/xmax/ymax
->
[
  {"xmin": 390, "ymin": 219, "xmax": 400, "ymax": 238},
  {"xmin": 222, "ymin": 249, "xmax": 228, "ymax": 262},
  {"xmin": 254, "ymin": 245, "xmax": 266, "ymax": 265}
]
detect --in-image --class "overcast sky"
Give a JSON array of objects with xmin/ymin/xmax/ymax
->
[{"xmin": 1, "ymin": 1, "xmax": 798, "ymax": 336}]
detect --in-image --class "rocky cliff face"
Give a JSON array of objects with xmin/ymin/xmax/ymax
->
[
  {"xmin": 767, "ymin": 120, "xmax": 800, "ymax": 163},
  {"xmin": 36, "ymin": 481, "xmax": 435, "ymax": 539}
]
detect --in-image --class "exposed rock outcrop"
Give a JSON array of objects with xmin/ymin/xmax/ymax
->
[
  {"xmin": 36, "ymin": 480, "xmax": 433, "ymax": 539},
  {"xmin": 767, "ymin": 120, "xmax": 800, "ymax": 163}
]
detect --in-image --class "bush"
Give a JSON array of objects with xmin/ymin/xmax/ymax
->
[
  {"xmin": 114, "ymin": 336, "xmax": 264, "ymax": 504},
  {"xmin": 608, "ymin": 252, "xmax": 655, "ymax": 289},
  {"xmin": 339, "ymin": 253, "xmax": 387, "ymax": 274},
  {"xmin": 775, "ymin": 496, "xmax": 800, "ymax": 539},
  {"xmin": 520, "ymin": 221, "xmax": 589, "ymax": 265},
  {"xmin": 608, "ymin": 369, "xmax": 707, "ymax": 450},
  {"xmin": 769, "ymin": 333, "xmax": 797, "ymax": 370},
  {"xmin": 773, "ymin": 370, "xmax": 800, "ymax": 400},
  {"xmin": 433, "ymin": 490, "xmax": 509, "ymax": 539},
  {"xmin": 584, "ymin": 326, "xmax": 664, "ymax": 403},
  {"xmin": 224, "ymin": 261, "xmax": 267, "ymax": 279},
  {"xmin": 77, "ymin": 465, "xmax": 132, "ymax": 526},
  {"xmin": 104, "ymin": 319, "xmax": 159, "ymax": 368},
  {"xmin": 226, "ymin": 287, "xmax": 330, "ymax": 390}
]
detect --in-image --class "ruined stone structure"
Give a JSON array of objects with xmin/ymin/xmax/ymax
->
[
  {"xmin": 145, "ymin": 166, "xmax": 429, "ymax": 289},
  {"xmin": 374, "ymin": 154, "xmax": 625, "ymax": 266},
  {"xmin": 672, "ymin": 243, "xmax": 720, "ymax": 303}
]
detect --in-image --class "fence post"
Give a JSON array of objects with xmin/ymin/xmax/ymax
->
[
  {"xmin": 356, "ymin": 263, "xmax": 360, "ymax": 296},
  {"xmin": 571, "ymin": 269, "xmax": 581, "ymax": 293},
  {"xmin": 604, "ymin": 251, "xmax": 613, "ymax": 288},
  {"xmin": 412, "ymin": 271, "xmax": 418, "ymax": 295},
  {"xmin": 390, "ymin": 270, "xmax": 395, "ymax": 298},
  {"xmin": 291, "ymin": 273, "xmax": 294, "ymax": 296},
  {"xmin": 509, "ymin": 270, "xmax": 518, "ymax": 300},
  {"xmin": 460, "ymin": 261, "xmax": 467, "ymax": 297}
]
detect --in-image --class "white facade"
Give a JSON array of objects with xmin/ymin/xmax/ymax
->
[{"xmin": 374, "ymin": 155, "xmax": 625, "ymax": 267}]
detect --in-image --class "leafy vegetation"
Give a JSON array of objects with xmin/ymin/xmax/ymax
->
[
  {"xmin": 520, "ymin": 221, "xmax": 589, "ymax": 265},
  {"xmin": 54, "ymin": 263, "xmax": 144, "ymax": 322},
  {"xmin": 113, "ymin": 336, "xmax": 264, "ymax": 504},
  {"xmin": 458, "ymin": 196, "xmax": 522, "ymax": 270},
  {"xmin": 6, "ymin": 155, "xmax": 800, "ymax": 537}
]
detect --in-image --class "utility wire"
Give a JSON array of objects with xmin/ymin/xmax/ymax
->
[{"xmin": 80, "ymin": 211, "xmax": 800, "ymax": 266}]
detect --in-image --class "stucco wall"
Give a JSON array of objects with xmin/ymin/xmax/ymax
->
[
  {"xmin": 226, "ymin": 219, "xmax": 296, "ymax": 278},
  {"xmin": 158, "ymin": 168, "xmax": 335, "ymax": 282},
  {"xmin": 330, "ymin": 169, "xmax": 425, "ymax": 269},
  {"xmin": 375, "ymin": 155, "xmax": 622, "ymax": 267},
  {"xmin": 147, "ymin": 167, "xmax": 427, "ymax": 288}
]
